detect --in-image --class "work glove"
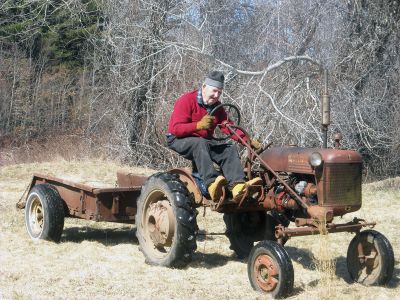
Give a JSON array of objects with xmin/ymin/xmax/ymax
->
[
  {"xmin": 250, "ymin": 138, "xmax": 263, "ymax": 153},
  {"xmin": 196, "ymin": 115, "xmax": 215, "ymax": 130}
]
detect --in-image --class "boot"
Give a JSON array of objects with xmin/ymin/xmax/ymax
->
[
  {"xmin": 232, "ymin": 183, "xmax": 246, "ymax": 202},
  {"xmin": 232, "ymin": 177, "xmax": 262, "ymax": 202},
  {"xmin": 245, "ymin": 177, "xmax": 263, "ymax": 187},
  {"xmin": 208, "ymin": 175, "xmax": 227, "ymax": 201}
]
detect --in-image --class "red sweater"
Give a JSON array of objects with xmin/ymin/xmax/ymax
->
[{"xmin": 168, "ymin": 90, "xmax": 247, "ymax": 143}]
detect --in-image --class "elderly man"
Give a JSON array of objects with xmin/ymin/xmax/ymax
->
[{"xmin": 166, "ymin": 71, "xmax": 262, "ymax": 202}]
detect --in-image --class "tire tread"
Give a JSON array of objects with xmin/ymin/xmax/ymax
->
[
  {"xmin": 136, "ymin": 172, "xmax": 197, "ymax": 268},
  {"xmin": 25, "ymin": 183, "xmax": 65, "ymax": 242}
]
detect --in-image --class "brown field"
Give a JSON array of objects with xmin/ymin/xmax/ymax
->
[{"xmin": 0, "ymin": 160, "xmax": 399, "ymax": 299}]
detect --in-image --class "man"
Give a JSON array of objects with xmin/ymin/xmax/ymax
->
[{"xmin": 166, "ymin": 71, "xmax": 262, "ymax": 202}]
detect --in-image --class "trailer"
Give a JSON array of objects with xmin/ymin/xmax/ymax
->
[
  {"xmin": 17, "ymin": 171, "xmax": 148, "ymax": 241},
  {"xmin": 18, "ymin": 169, "xmax": 199, "ymax": 269}
]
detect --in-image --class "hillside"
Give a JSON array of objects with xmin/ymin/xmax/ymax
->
[{"xmin": 0, "ymin": 160, "xmax": 399, "ymax": 299}]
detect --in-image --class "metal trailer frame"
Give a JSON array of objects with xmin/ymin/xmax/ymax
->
[{"xmin": 18, "ymin": 171, "xmax": 148, "ymax": 223}]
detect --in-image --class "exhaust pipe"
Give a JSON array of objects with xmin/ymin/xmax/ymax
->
[{"xmin": 321, "ymin": 69, "xmax": 330, "ymax": 148}]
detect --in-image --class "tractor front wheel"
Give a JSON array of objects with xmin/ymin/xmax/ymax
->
[
  {"xmin": 346, "ymin": 229, "xmax": 394, "ymax": 285},
  {"xmin": 136, "ymin": 172, "xmax": 198, "ymax": 268},
  {"xmin": 248, "ymin": 240, "xmax": 294, "ymax": 298}
]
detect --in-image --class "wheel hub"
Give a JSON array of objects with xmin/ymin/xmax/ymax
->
[
  {"xmin": 356, "ymin": 236, "xmax": 381, "ymax": 281},
  {"xmin": 146, "ymin": 200, "xmax": 175, "ymax": 247},
  {"xmin": 29, "ymin": 197, "xmax": 44, "ymax": 235},
  {"xmin": 254, "ymin": 254, "xmax": 279, "ymax": 292}
]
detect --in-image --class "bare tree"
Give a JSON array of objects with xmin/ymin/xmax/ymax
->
[{"xmin": 1, "ymin": 0, "xmax": 399, "ymax": 179}]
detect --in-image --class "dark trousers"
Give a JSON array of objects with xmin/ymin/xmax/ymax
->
[{"xmin": 168, "ymin": 137, "xmax": 245, "ymax": 188}]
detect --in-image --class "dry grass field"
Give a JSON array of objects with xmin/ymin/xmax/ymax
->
[{"xmin": 0, "ymin": 160, "xmax": 399, "ymax": 299}]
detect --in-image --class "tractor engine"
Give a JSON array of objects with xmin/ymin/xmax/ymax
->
[
  {"xmin": 259, "ymin": 147, "xmax": 363, "ymax": 221},
  {"xmin": 263, "ymin": 179, "xmax": 317, "ymax": 211}
]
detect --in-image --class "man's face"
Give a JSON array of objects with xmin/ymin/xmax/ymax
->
[{"xmin": 202, "ymin": 84, "xmax": 222, "ymax": 105}]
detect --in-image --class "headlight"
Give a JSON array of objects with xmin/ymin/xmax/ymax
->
[{"xmin": 309, "ymin": 152, "xmax": 323, "ymax": 167}]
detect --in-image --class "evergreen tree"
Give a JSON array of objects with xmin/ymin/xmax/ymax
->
[{"xmin": 0, "ymin": 0, "xmax": 104, "ymax": 67}]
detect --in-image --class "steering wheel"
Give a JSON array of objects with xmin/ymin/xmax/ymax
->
[{"xmin": 209, "ymin": 103, "xmax": 241, "ymax": 141}]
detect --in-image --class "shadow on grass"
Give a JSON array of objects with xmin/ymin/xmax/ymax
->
[
  {"xmin": 61, "ymin": 226, "xmax": 233, "ymax": 269},
  {"xmin": 61, "ymin": 226, "xmax": 137, "ymax": 245},
  {"xmin": 335, "ymin": 256, "xmax": 400, "ymax": 288},
  {"xmin": 196, "ymin": 229, "xmax": 219, "ymax": 242},
  {"xmin": 193, "ymin": 245, "xmax": 323, "ymax": 272},
  {"xmin": 190, "ymin": 251, "xmax": 236, "ymax": 269},
  {"xmin": 334, "ymin": 256, "xmax": 351, "ymax": 282},
  {"xmin": 286, "ymin": 246, "xmax": 316, "ymax": 270},
  {"xmin": 61, "ymin": 226, "xmax": 219, "ymax": 244},
  {"xmin": 388, "ymin": 266, "xmax": 400, "ymax": 288}
]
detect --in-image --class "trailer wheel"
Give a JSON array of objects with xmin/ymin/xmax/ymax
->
[
  {"xmin": 248, "ymin": 240, "xmax": 294, "ymax": 298},
  {"xmin": 347, "ymin": 229, "xmax": 394, "ymax": 285},
  {"xmin": 136, "ymin": 172, "xmax": 197, "ymax": 268},
  {"xmin": 224, "ymin": 212, "xmax": 277, "ymax": 258},
  {"xmin": 25, "ymin": 183, "xmax": 65, "ymax": 242}
]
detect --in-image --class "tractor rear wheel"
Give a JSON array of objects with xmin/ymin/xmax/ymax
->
[
  {"xmin": 248, "ymin": 240, "xmax": 294, "ymax": 298},
  {"xmin": 136, "ymin": 172, "xmax": 198, "ymax": 268},
  {"xmin": 346, "ymin": 229, "xmax": 394, "ymax": 285},
  {"xmin": 224, "ymin": 211, "xmax": 277, "ymax": 258},
  {"xmin": 25, "ymin": 183, "xmax": 65, "ymax": 242}
]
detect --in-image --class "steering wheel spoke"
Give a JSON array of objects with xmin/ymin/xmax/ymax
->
[{"xmin": 209, "ymin": 103, "xmax": 241, "ymax": 141}]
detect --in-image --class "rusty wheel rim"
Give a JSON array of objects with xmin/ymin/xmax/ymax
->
[
  {"xmin": 253, "ymin": 254, "xmax": 279, "ymax": 292},
  {"xmin": 28, "ymin": 196, "xmax": 44, "ymax": 236},
  {"xmin": 352, "ymin": 234, "xmax": 382, "ymax": 283},
  {"xmin": 141, "ymin": 190, "xmax": 176, "ymax": 259}
]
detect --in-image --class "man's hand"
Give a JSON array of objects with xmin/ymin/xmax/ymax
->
[
  {"xmin": 219, "ymin": 120, "xmax": 229, "ymax": 129},
  {"xmin": 196, "ymin": 115, "xmax": 215, "ymax": 130},
  {"xmin": 250, "ymin": 138, "xmax": 263, "ymax": 153}
]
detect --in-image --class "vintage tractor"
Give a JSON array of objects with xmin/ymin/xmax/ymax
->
[
  {"xmin": 19, "ymin": 73, "xmax": 394, "ymax": 298},
  {"xmin": 132, "ymin": 71, "xmax": 394, "ymax": 298},
  {"xmin": 138, "ymin": 102, "xmax": 393, "ymax": 298}
]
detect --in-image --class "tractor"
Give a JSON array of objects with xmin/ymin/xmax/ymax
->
[
  {"xmin": 19, "ymin": 72, "xmax": 394, "ymax": 298},
  {"xmin": 133, "ymin": 72, "xmax": 394, "ymax": 298}
]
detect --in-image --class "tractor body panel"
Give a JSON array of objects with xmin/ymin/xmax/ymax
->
[
  {"xmin": 260, "ymin": 147, "xmax": 362, "ymax": 216},
  {"xmin": 259, "ymin": 147, "xmax": 362, "ymax": 173}
]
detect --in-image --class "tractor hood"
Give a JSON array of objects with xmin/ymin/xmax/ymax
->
[{"xmin": 259, "ymin": 147, "xmax": 362, "ymax": 174}]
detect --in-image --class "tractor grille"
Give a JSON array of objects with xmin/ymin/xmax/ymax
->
[{"xmin": 321, "ymin": 163, "xmax": 362, "ymax": 206}]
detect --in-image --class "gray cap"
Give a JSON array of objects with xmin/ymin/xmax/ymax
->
[{"xmin": 205, "ymin": 71, "xmax": 224, "ymax": 89}]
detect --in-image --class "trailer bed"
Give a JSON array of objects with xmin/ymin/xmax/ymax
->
[{"xmin": 19, "ymin": 172, "xmax": 148, "ymax": 223}]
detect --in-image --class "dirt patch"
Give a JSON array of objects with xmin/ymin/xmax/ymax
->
[{"xmin": 0, "ymin": 161, "xmax": 399, "ymax": 299}]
